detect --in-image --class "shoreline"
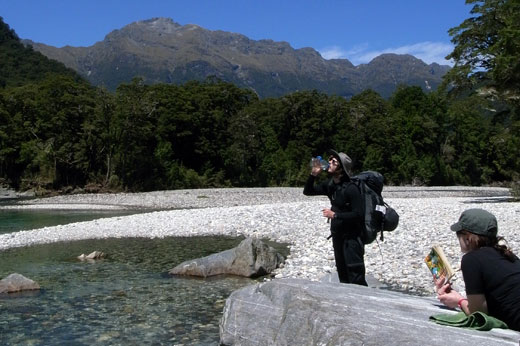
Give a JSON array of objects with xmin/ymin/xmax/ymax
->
[
  {"xmin": 1, "ymin": 186, "xmax": 518, "ymax": 296},
  {"xmin": 1, "ymin": 185, "xmax": 512, "ymax": 206}
]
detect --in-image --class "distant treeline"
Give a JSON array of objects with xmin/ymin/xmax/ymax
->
[
  {"xmin": 1, "ymin": 75, "xmax": 519, "ymax": 192},
  {"xmin": 1, "ymin": 1, "xmax": 520, "ymax": 193}
]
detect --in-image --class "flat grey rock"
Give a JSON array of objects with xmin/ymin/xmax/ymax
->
[
  {"xmin": 220, "ymin": 278, "xmax": 519, "ymax": 345},
  {"xmin": 320, "ymin": 271, "xmax": 387, "ymax": 288}
]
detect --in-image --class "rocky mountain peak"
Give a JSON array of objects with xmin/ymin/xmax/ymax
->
[
  {"xmin": 26, "ymin": 17, "xmax": 450, "ymax": 98},
  {"xmin": 139, "ymin": 17, "xmax": 182, "ymax": 33}
]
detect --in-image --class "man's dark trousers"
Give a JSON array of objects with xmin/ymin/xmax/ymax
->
[{"xmin": 332, "ymin": 233, "xmax": 368, "ymax": 286}]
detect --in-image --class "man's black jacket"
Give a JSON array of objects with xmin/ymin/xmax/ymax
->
[{"xmin": 303, "ymin": 175, "xmax": 364, "ymax": 238}]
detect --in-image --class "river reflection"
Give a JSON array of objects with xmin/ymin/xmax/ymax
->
[{"xmin": 0, "ymin": 236, "xmax": 288, "ymax": 345}]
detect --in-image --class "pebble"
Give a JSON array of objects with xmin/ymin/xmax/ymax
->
[{"xmin": 1, "ymin": 186, "xmax": 518, "ymax": 296}]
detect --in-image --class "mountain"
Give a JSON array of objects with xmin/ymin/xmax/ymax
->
[
  {"xmin": 0, "ymin": 17, "xmax": 83, "ymax": 88},
  {"xmin": 25, "ymin": 17, "xmax": 450, "ymax": 98}
]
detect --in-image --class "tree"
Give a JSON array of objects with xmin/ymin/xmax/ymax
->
[
  {"xmin": 445, "ymin": 0, "xmax": 520, "ymax": 101},
  {"xmin": 333, "ymin": 89, "xmax": 389, "ymax": 175},
  {"xmin": 0, "ymin": 75, "xmax": 96, "ymax": 189},
  {"xmin": 79, "ymin": 87, "xmax": 117, "ymax": 187},
  {"xmin": 387, "ymin": 86, "xmax": 446, "ymax": 185},
  {"xmin": 444, "ymin": 0, "xmax": 520, "ymax": 185},
  {"xmin": 256, "ymin": 90, "xmax": 345, "ymax": 186},
  {"xmin": 0, "ymin": 17, "xmax": 83, "ymax": 88},
  {"xmin": 112, "ymin": 78, "xmax": 158, "ymax": 190}
]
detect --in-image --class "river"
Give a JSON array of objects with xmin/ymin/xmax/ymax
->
[{"xmin": 0, "ymin": 211, "xmax": 286, "ymax": 345}]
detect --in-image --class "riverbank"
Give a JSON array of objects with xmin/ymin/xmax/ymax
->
[{"xmin": 1, "ymin": 186, "xmax": 517, "ymax": 295}]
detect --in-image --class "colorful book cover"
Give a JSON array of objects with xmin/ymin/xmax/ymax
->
[{"xmin": 424, "ymin": 245, "xmax": 455, "ymax": 285}]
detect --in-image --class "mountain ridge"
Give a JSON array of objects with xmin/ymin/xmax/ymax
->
[{"xmin": 25, "ymin": 17, "xmax": 450, "ymax": 98}]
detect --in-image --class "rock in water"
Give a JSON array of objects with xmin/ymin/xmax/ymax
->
[
  {"xmin": 0, "ymin": 273, "xmax": 41, "ymax": 294},
  {"xmin": 78, "ymin": 251, "xmax": 105, "ymax": 261},
  {"xmin": 169, "ymin": 237, "xmax": 284, "ymax": 278}
]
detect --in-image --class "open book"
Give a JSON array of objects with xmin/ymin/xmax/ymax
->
[{"xmin": 424, "ymin": 245, "xmax": 456, "ymax": 285}]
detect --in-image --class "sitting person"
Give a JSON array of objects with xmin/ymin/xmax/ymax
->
[{"xmin": 436, "ymin": 208, "xmax": 520, "ymax": 331}]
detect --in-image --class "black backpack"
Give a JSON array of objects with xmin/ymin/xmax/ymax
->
[{"xmin": 351, "ymin": 171, "xmax": 399, "ymax": 244}]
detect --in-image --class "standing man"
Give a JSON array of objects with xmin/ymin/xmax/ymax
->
[{"xmin": 303, "ymin": 149, "xmax": 367, "ymax": 286}]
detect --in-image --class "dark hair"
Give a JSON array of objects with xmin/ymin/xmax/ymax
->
[{"xmin": 474, "ymin": 232, "xmax": 518, "ymax": 262}]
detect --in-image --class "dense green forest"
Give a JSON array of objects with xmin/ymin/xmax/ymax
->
[
  {"xmin": 0, "ymin": 17, "xmax": 83, "ymax": 88},
  {"xmin": 1, "ymin": 0, "xmax": 519, "ymax": 193}
]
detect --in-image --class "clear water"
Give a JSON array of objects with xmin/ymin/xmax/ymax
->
[
  {"xmin": 0, "ymin": 209, "xmax": 144, "ymax": 235},
  {"xmin": 0, "ymin": 225, "xmax": 288, "ymax": 345}
]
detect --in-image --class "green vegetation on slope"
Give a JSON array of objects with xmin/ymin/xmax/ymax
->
[
  {"xmin": 1, "ymin": 1, "xmax": 518, "ymax": 193},
  {"xmin": 0, "ymin": 17, "xmax": 84, "ymax": 88}
]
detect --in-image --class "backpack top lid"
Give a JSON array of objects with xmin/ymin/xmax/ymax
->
[{"xmin": 353, "ymin": 171, "xmax": 384, "ymax": 195}]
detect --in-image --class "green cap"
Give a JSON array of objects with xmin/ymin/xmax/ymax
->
[{"xmin": 450, "ymin": 208, "xmax": 497, "ymax": 238}]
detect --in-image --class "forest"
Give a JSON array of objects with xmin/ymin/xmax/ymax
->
[{"xmin": 0, "ymin": 0, "xmax": 519, "ymax": 194}]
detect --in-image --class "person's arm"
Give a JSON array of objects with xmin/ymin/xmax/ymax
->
[
  {"xmin": 466, "ymin": 294, "xmax": 488, "ymax": 314},
  {"xmin": 459, "ymin": 251, "xmax": 488, "ymax": 314},
  {"xmin": 436, "ymin": 284, "xmax": 488, "ymax": 315},
  {"xmin": 437, "ymin": 283, "xmax": 465, "ymax": 310},
  {"xmin": 437, "ymin": 252, "xmax": 490, "ymax": 315},
  {"xmin": 303, "ymin": 174, "xmax": 327, "ymax": 196}
]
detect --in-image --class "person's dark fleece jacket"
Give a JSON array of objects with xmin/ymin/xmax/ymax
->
[{"xmin": 303, "ymin": 175, "xmax": 363, "ymax": 238}]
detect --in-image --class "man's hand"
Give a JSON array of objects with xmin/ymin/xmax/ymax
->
[
  {"xmin": 311, "ymin": 164, "xmax": 321, "ymax": 176},
  {"xmin": 322, "ymin": 208, "xmax": 335, "ymax": 219}
]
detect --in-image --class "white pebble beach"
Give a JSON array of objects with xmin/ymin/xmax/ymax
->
[{"xmin": 1, "ymin": 186, "xmax": 518, "ymax": 296}]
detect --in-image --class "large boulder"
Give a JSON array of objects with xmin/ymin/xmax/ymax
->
[
  {"xmin": 0, "ymin": 273, "xmax": 41, "ymax": 294},
  {"xmin": 169, "ymin": 237, "xmax": 284, "ymax": 278},
  {"xmin": 220, "ymin": 278, "xmax": 519, "ymax": 345}
]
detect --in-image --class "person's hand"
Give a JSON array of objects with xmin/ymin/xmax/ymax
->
[
  {"xmin": 433, "ymin": 275, "xmax": 449, "ymax": 293},
  {"xmin": 322, "ymin": 208, "xmax": 335, "ymax": 219},
  {"xmin": 311, "ymin": 164, "xmax": 321, "ymax": 176},
  {"xmin": 437, "ymin": 284, "xmax": 464, "ymax": 309}
]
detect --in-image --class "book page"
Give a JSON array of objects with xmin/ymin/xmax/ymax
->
[{"xmin": 424, "ymin": 245, "xmax": 455, "ymax": 285}]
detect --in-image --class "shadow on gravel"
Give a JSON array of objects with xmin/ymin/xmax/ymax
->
[{"xmin": 463, "ymin": 197, "xmax": 517, "ymax": 204}]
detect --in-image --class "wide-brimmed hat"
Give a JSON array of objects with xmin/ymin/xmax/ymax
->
[
  {"xmin": 328, "ymin": 149, "xmax": 352, "ymax": 176},
  {"xmin": 450, "ymin": 208, "xmax": 497, "ymax": 238}
]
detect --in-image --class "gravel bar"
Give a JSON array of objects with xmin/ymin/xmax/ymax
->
[{"xmin": 1, "ymin": 186, "xmax": 518, "ymax": 295}]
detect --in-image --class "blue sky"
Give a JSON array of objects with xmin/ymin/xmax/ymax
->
[{"xmin": 2, "ymin": 1, "xmax": 473, "ymax": 66}]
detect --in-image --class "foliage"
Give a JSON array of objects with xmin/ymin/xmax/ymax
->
[
  {"xmin": 444, "ymin": 0, "xmax": 520, "ymax": 106},
  {"xmin": 510, "ymin": 181, "xmax": 520, "ymax": 200},
  {"xmin": 443, "ymin": 0, "xmax": 520, "ymax": 184},
  {"xmin": 0, "ymin": 17, "xmax": 83, "ymax": 88},
  {"xmin": 1, "ymin": 6, "xmax": 520, "ymax": 192},
  {"xmin": 2, "ymin": 76, "xmax": 520, "ymax": 191},
  {"xmin": 0, "ymin": 76, "xmax": 98, "ymax": 189}
]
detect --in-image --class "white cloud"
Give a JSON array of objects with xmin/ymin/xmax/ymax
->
[
  {"xmin": 319, "ymin": 41, "xmax": 454, "ymax": 66},
  {"xmin": 319, "ymin": 46, "xmax": 349, "ymax": 60}
]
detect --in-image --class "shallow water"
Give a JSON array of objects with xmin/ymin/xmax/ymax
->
[
  {"xmin": 0, "ymin": 209, "xmax": 144, "ymax": 235},
  {"xmin": 0, "ymin": 236, "xmax": 287, "ymax": 345}
]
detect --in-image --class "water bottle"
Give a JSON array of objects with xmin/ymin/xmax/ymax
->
[
  {"xmin": 317, "ymin": 156, "xmax": 329, "ymax": 170},
  {"xmin": 310, "ymin": 156, "xmax": 329, "ymax": 171}
]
